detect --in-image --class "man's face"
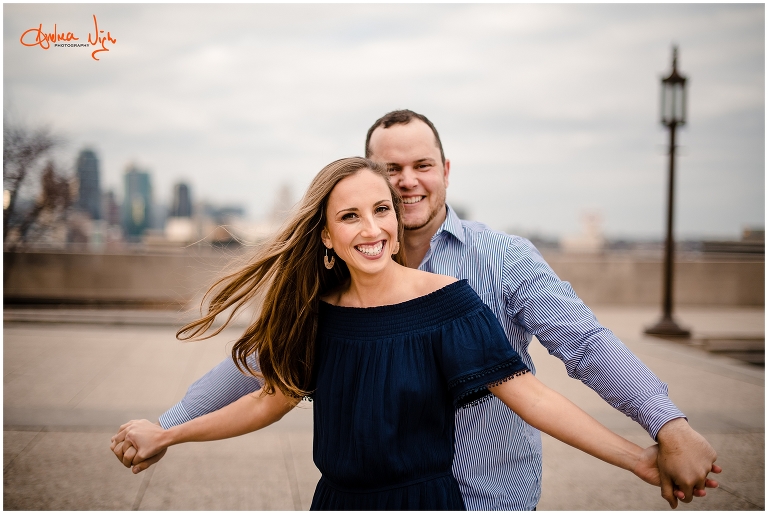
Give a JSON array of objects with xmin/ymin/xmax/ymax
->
[{"xmin": 368, "ymin": 120, "xmax": 450, "ymax": 233}]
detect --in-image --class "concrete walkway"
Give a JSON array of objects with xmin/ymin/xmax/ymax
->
[{"xmin": 3, "ymin": 305, "xmax": 763, "ymax": 510}]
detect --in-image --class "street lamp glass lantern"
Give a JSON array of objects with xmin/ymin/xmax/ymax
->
[
  {"xmin": 660, "ymin": 51, "xmax": 687, "ymax": 126},
  {"xmin": 661, "ymin": 78, "xmax": 686, "ymax": 126}
]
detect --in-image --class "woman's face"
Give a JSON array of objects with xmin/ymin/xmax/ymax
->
[{"xmin": 322, "ymin": 169, "xmax": 399, "ymax": 277}]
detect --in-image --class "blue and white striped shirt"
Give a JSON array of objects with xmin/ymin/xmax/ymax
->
[{"xmin": 159, "ymin": 205, "xmax": 684, "ymax": 510}]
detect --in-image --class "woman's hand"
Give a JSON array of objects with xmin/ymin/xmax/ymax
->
[{"xmin": 633, "ymin": 444, "xmax": 661, "ymax": 487}]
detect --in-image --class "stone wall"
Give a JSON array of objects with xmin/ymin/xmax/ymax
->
[
  {"xmin": 4, "ymin": 250, "xmax": 764, "ymax": 307},
  {"xmin": 3, "ymin": 250, "xmax": 233, "ymax": 307}
]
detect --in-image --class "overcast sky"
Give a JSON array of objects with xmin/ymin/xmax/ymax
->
[{"xmin": 4, "ymin": 3, "xmax": 764, "ymax": 240}]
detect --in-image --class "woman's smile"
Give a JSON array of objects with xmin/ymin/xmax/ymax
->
[{"xmin": 355, "ymin": 240, "xmax": 386, "ymax": 258}]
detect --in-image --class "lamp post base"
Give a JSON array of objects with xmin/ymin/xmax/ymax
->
[{"xmin": 645, "ymin": 316, "xmax": 691, "ymax": 338}]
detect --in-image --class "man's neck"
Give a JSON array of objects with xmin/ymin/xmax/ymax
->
[{"xmin": 402, "ymin": 205, "xmax": 447, "ymax": 269}]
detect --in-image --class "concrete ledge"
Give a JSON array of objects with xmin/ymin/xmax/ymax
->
[
  {"xmin": 3, "ymin": 308, "xmax": 253, "ymax": 328},
  {"xmin": 646, "ymin": 333, "xmax": 765, "ymax": 365},
  {"xmin": 4, "ymin": 249, "xmax": 765, "ymax": 307},
  {"xmin": 702, "ymin": 337, "xmax": 764, "ymax": 353},
  {"xmin": 4, "ymin": 250, "xmax": 235, "ymax": 307}
]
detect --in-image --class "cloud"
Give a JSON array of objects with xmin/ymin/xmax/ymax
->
[{"xmin": 4, "ymin": 3, "xmax": 763, "ymax": 237}]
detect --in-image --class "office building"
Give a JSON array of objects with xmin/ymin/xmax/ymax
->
[
  {"xmin": 122, "ymin": 165, "xmax": 153, "ymax": 240},
  {"xmin": 75, "ymin": 149, "xmax": 101, "ymax": 220},
  {"xmin": 171, "ymin": 182, "xmax": 192, "ymax": 218},
  {"xmin": 101, "ymin": 190, "xmax": 121, "ymax": 227}
]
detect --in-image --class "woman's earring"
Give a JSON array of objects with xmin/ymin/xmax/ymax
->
[
  {"xmin": 392, "ymin": 241, "xmax": 400, "ymax": 255},
  {"xmin": 324, "ymin": 248, "xmax": 335, "ymax": 270}
]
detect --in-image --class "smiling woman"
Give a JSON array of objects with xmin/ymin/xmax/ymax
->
[{"xmin": 112, "ymin": 156, "xmax": 680, "ymax": 511}]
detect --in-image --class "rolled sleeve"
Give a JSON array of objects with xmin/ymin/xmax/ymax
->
[
  {"xmin": 637, "ymin": 395, "xmax": 687, "ymax": 440},
  {"xmin": 158, "ymin": 401, "xmax": 193, "ymax": 429}
]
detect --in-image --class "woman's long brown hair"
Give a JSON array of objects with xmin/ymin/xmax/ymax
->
[{"xmin": 177, "ymin": 157, "xmax": 407, "ymax": 399}]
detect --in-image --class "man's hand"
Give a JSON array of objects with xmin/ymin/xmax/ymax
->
[
  {"xmin": 110, "ymin": 421, "xmax": 168, "ymax": 474},
  {"xmin": 656, "ymin": 418, "xmax": 722, "ymax": 508},
  {"xmin": 634, "ymin": 443, "xmax": 719, "ymax": 507}
]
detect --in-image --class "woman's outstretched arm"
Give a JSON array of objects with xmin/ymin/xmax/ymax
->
[
  {"xmin": 113, "ymin": 388, "xmax": 298, "ymax": 472},
  {"xmin": 489, "ymin": 373, "xmax": 718, "ymax": 495}
]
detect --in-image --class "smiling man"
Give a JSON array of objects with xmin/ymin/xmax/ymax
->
[
  {"xmin": 113, "ymin": 109, "xmax": 720, "ymax": 510},
  {"xmin": 366, "ymin": 114, "xmax": 449, "ymax": 267}
]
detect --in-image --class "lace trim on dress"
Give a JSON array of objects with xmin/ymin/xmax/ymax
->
[
  {"xmin": 454, "ymin": 368, "xmax": 531, "ymax": 410},
  {"xmin": 448, "ymin": 357, "xmax": 524, "ymax": 390},
  {"xmin": 485, "ymin": 369, "xmax": 531, "ymax": 389}
]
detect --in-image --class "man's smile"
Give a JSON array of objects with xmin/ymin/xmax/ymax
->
[{"xmin": 402, "ymin": 196, "xmax": 425, "ymax": 205}]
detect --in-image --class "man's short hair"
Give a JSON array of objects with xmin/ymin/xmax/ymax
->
[{"xmin": 365, "ymin": 109, "xmax": 446, "ymax": 164}]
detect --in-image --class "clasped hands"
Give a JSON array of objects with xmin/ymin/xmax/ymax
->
[{"xmin": 110, "ymin": 419, "xmax": 168, "ymax": 474}]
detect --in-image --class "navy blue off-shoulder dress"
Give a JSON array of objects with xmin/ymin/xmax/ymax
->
[{"xmin": 309, "ymin": 279, "xmax": 530, "ymax": 511}]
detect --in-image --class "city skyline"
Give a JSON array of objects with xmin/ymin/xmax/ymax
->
[
  {"xmin": 4, "ymin": 4, "xmax": 764, "ymax": 240},
  {"xmin": 76, "ymin": 150, "xmax": 251, "ymax": 223}
]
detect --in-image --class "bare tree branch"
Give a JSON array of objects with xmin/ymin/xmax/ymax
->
[{"xmin": 3, "ymin": 119, "xmax": 71, "ymax": 250}]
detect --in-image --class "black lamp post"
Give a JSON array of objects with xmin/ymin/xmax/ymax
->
[{"xmin": 645, "ymin": 46, "xmax": 690, "ymax": 338}]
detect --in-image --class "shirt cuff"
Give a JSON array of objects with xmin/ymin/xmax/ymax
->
[
  {"xmin": 158, "ymin": 401, "xmax": 194, "ymax": 429},
  {"xmin": 636, "ymin": 394, "xmax": 687, "ymax": 440}
]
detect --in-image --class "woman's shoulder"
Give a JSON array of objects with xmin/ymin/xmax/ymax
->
[{"xmin": 406, "ymin": 269, "xmax": 458, "ymax": 298}]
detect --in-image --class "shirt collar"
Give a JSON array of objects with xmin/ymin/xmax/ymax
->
[{"xmin": 432, "ymin": 204, "xmax": 466, "ymax": 245}]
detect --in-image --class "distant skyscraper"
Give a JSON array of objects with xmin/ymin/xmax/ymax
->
[
  {"xmin": 101, "ymin": 190, "xmax": 121, "ymax": 226},
  {"xmin": 75, "ymin": 149, "xmax": 101, "ymax": 220},
  {"xmin": 171, "ymin": 182, "xmax": 192, "ymax": 218},
  {"xmin": 122, "ymin": 165, "xmax": 153, "ymax": 240}
]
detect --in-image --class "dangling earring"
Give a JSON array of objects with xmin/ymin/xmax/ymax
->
[
  {"xmin": 324, "ymin": 247, "xmax": 335, "ymax": 269},
  {"xmin": 392, "ymin": 241, "xmax": 400, "ymax": 255}
]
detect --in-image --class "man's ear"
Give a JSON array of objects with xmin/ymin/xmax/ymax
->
[{"xmin": 443, "ymin": 158, "xmax": 451, "ymax": 189}]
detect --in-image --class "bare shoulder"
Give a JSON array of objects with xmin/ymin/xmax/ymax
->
[{"xmin": 406, "ymin": 268, "xmax": 458, "ymax": 296}]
